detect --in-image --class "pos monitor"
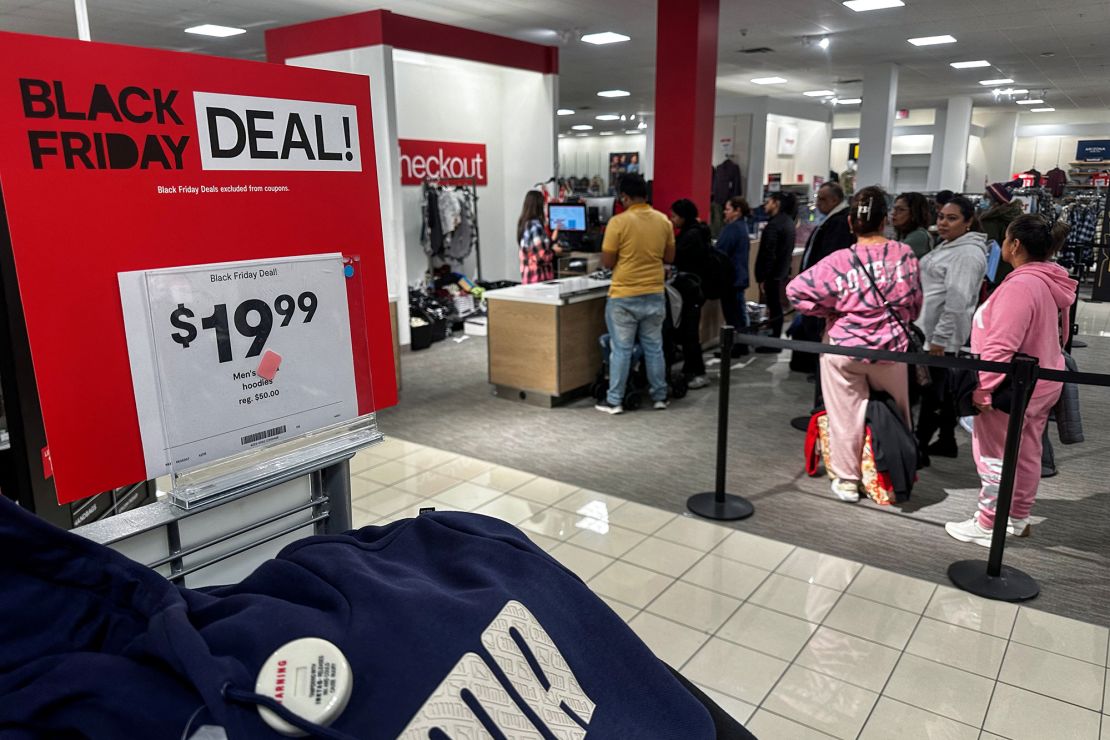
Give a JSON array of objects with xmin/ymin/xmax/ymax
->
[{"xmin": 548, "ymin": 203, "xmax": 587, "ymax": 232}]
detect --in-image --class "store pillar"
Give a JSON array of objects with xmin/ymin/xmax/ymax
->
[
  {"xmin": 926, "ymin": 106, "xmax": 948, "ymax": 191},
  {"xmin": 652, "ymin": 0, "xmax": 719, "ymax": 215},
  {"xmin": 857, "ymin": 63, "xmax": 898, "ymax": 189},
  {"xmin": 936, "ymin": 96, "xmax": 973, "ymax": 192}
]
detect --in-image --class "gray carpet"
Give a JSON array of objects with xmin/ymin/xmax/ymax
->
[{"xmin": 378, "ymin": 320, "xmax": 1110, "ymax": 627}]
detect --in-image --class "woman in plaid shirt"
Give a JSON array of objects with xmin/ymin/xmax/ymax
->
[{"xmin": 517, "ymin": 190, "xmax": 562, "ymax": 284}]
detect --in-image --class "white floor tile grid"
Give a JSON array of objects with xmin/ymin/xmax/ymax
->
[{"xmin": 351, "ymin": 440, "xmax": 1110, "ymax": 740}]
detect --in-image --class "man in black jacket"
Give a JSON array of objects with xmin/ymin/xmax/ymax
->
[
  {"xmin": 791, "ymin": 183, "xmax": 856, "ymax": 372},
  {"xmin": 754, "ymin": 191, "xmax": 796, "ymax": 352}
]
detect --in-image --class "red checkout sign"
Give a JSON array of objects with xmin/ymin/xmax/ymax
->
[{"xmin": 398, "ymin": 139, "xmax": 487, "ymax": 185}]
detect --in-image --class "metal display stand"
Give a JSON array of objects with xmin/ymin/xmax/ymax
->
[{"xmin": 74, "ymin": 451, "xmax": 357, "ymax": 588}]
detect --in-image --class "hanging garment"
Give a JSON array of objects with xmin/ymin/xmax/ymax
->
[
  {"xmin": 443, "ymin": 189, "xmax": 476, "ymax": 263},
  {"xmin": 0, "ymin": 498, "xmax": 740, "ymax": 739},
  {"xmin": 420, "ymin": 186, "xmax": 444, "ymax": 257},
  {"xmin": 1045, "ymin": 168, "xmax": 1067, "ymax": 198},
  {"xmin": 712, "ymin": 159, "xmax": 743, "ymax": 204}
]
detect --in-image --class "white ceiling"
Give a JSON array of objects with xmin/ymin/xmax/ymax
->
[{"xmin": 4, "ymin": 0, "xmax": 1108, "ymax": 137}]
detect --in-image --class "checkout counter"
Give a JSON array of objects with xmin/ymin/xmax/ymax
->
[{"xmin": 485, "ymin": 277, "xmax": 610, "ymax": 406}]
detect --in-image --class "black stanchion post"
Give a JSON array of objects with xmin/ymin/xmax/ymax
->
[
  {"xmin": 948, "ymin": 354, "xmax": 1041, "ymax": 602},
  {"xmin": 687, "ymin": 326, "xmax": 755, "ymax": 521}
]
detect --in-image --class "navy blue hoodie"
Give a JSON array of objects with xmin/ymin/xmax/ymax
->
[{"xmin": 0, "ymin": 498, "xmax": 717, "ymax": 739}]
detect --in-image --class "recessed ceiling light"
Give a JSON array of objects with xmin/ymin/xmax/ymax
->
[
  {"xmin": 836, "ymin": 98, "xmax": 862, "ymax": 105},
  {"xmin": 908, "ymin": 35, "xmax": 956, "ymax": 46},
  {"xmin": 1016, "ymin": 99, "xmax": 1045, "ymax": 105},
  {"xmin": 818, "ymin": 36, "xmax": 830, "ymax": 50},
  {"xmin": 751, "ymin": 76, "xmax": 787, "ymax": 85},
  {"xmin": 582, "ymin": 32, "xmax": 630, "ymax": 45},
  {"xmin": 571, "ymin": 124, "xmax": 593, "ymax": 130},
  {"xmin": 599, "ymin": 132, "xmax": 615, "ymax": 136},
  {"xmin": 596, "ymin": 114, "xmax": 620, "ymax": 121},
  {"xmin": 979, "ymin": 78, "xmax": 1014, "ymax": 86},
  {"xmin": 575, "ymin": 133, "xmax": 589, "ymax": 137},
  {"xmin": 1030, "ymin": 108, "xmax": 1055, "ymax": 112},
  {"xmin": 625, "ymin": 129, "xmax": 642, "ymax": 134},
  {"xmin": 951, "ymin": 60, "xmax": 991, "ymax": 69},
  {"xmin": 804, "ymin": 89, "xmax": 836, "ymax": 97},
  {"xmin": 185, "ymin": 24, "xmax": 246, "ymax": 37},
  {"xmin": 557, "ymin": 108, "xmax": 575, "ymax": 116},
  {"xmin": 843, "ymin": 0, "xmax": 905, "ymax": 11},
  {"xmin": 597, "ymin": 89, "xmax": 631, "ymax": 97}
]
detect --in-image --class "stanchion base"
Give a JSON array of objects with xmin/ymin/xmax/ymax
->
[
  {"xmin": 1072, "ymin": 339, "xmax": 1088, "ymax": 349},
  {"xmin": 947, "ymin": 560, "xmax": 1040, "ymax": 602},
  {"xmin": 790, "ymin": 416, "xmax": 810, "ymax": 432},
  {"xmin": 687, "ymin": 492, "xmax": 754, "ymax": 521}
]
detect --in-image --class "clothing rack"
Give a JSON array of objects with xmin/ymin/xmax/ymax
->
[{"xmin": 420, "ymin": 178, "xmax": 481, "ymax": 281}]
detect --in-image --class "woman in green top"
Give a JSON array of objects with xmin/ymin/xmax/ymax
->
[{"xmin": 892, "ymin": 192, "xmax": 933, "ymax": 258}]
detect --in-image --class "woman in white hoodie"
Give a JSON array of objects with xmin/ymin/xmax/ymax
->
[{"xmin": 915, "ymin": 196, "xmax": 988, "ymax": 461}]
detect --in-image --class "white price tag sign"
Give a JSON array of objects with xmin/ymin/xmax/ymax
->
[{"xmin": 120, "ymin": 254, "xmax": 358, "ymax": 478}]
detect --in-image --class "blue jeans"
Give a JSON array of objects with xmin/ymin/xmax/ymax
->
[{"xmin": 605, "ymin": 293, "xmax": 667, "ymax": 405}]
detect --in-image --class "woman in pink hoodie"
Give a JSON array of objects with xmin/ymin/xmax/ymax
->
[
  {"xmin": 945, "ymin": 215, "xmax": 1076, "ymax": 545},
  {"xmin": 788, "ymin": 187, "xmax": 923, "ymax": 502}
]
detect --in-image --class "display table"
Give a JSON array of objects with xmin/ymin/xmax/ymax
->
[{"xmin": 485, "ymin": 277, "xmax": 610, "ymax": 406}]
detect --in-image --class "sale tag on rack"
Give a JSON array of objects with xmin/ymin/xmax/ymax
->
[{"xmin": 119, "ymin": 254, "xmax": 358, "ymax": 478}]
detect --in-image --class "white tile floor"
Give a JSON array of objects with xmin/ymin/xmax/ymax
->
[{"xmin": 352, "ymin": 437, "xmax": 1110, "ymax": 740}]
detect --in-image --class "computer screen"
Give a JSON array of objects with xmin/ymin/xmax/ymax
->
[{"xmin": 549, "ymin": 204, "xmax": 587, "ymax": 232}]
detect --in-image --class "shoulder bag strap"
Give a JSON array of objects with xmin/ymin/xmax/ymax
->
[{"xmin": 851, "ymin": 247, "xmax": 922, "ymax": 352}]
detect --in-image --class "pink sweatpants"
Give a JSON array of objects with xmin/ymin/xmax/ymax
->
[
  {"xmin": 820, "ymin": 354, "xmax": 912, "ymax": 481},
  {"xmin": 972, "ymin": 386, "xmax": 1060, "ymax": 528}
]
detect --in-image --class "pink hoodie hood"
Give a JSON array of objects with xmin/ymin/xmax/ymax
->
[{"xmin": 1005, "ymin": 261, "xmax": 1077, "ymax": 311}]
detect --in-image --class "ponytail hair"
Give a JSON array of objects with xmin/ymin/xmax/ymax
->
[
  {"xmin": 1007, "ymin": 214, "xmax": 1070, "ymax": 261},
  {"xmin": 849, "ymin": 185, "xmax": 889, "ymax": 236}
]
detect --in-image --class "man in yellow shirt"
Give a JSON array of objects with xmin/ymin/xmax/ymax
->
[{"xmin": 597, "ymin": 174, "xmax": 676, "ymax": 414}]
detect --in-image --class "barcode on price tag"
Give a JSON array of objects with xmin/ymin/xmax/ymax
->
[{"xmin": 242, "ymin": 425, "xmax": 287, "ymax": 446}]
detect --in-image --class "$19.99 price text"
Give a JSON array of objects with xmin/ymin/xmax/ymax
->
[{"xmin": 169, "ymin": 292, "xmax": 318, "ymax": 363}]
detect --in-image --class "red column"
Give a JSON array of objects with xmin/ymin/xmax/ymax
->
[{"xmin": 652, "ymin": 0, "xmax": 719, "ymax": 218}]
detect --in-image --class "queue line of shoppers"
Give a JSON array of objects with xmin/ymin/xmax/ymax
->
[{"xmin": 788, "ymin": 185, "xmax": 1075, "ymax": 546}]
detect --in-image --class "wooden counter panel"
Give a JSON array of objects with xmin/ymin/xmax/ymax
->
[
  {"xmin": 558, "ymin": 297, "xmax": 607, "ymax": 391},
  {"xmin": 488, "ymin": 300, "xmax": 559, "ymax": 394}
]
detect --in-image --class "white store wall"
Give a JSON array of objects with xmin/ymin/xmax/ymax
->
[
  {"xmin": 557, "ymin": 132, "xmax": 649, "ymax": 184},
  {"xmin": 765, "ymin": 114, "xmax": 831, "ymax": 189},
  {"xmin": 286, "ymin": 46, "xmax": 556, "ymax": 344}
]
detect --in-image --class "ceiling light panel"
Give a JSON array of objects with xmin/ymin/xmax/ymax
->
[
  {"xmin": 571, "ymin": 124, "xmax": 593, "ymax": 130},
  {"xmin": 804, "ymin": 90, "xmax": 835, "ymax": 97},
  {"xmin": 979, "ymin": 79, "xmax": 1014, "ymax": 86},
  {"xmin": 836, "ymin": 98, "xmax": 862, "ymax": 105},
  {"xmin": 185, "ymin": 24, "xmax": 246, "ymax": 37},
  {"xmin": 581, "ymin": 32, "xmax": 630, "ymax": 45},
  {"xmin": 844, "ymin": 0, "xmax": 905, "ymax": 11},
  {"xmin": 751, "ymin": 76, "xmax": 788, "ymax": 85},
  {"xmin": 595, "ymin": 114, "xmax": 620, "ymax": 121},
  {"xmin": 907, "ymin": 35, "xmax": 956, "ymax": 46},
  {"xmin": 951, "ymin": 60, "xmax": 991, "ymax": 69},
  {"xmin": 1016, "ymin": 99, "xmax": 1045, "ymax": 105},
  {"xmin": 597, "ymin": 89, "xmax": 631, "ymax": 97},
  {"xmin": 557, "ymin": 109, "xmax": 574, "ymax": 116},
  {"xmin": 1029, "ymin": 108, "xmax": 1055, "ymax": 112}
]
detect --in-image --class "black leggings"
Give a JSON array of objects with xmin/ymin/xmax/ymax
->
[{"xmin": 762, "ymin": 279, "xmax": 784, "ymax": 338}]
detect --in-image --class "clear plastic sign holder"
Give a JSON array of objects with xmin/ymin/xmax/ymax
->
[{"xmin": 138, "ymin": 253, "xmax": 380, "ymax": 509}]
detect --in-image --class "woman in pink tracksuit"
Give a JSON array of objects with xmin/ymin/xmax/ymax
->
[
  {"xmin": 945, "ymin": 215, "xmax": 1076, "ymax": 546},
  {"xmin": 788, "ymin": 186, "xmax": 923, "ymax": 502}
]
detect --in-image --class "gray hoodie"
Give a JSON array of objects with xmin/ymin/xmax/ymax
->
[{"xmin": 915, "ymin": 230, "xmax": 988, "ymax": 352}]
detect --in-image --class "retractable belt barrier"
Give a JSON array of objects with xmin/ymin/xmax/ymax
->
[{"xmin": 690, "ymin": 326, "xmax": 1110, "ymax": 603}]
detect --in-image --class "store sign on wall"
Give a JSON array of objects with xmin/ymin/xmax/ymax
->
[
  {"xmin": 398, "ymin": 139, "xmax": 487, "ymax": 185},
  {"xmin": 1077, "ymin": 140, "xmax": 1110, "ymax": 163}
]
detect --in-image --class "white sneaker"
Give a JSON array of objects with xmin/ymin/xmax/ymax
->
[
  {"xmin": 1008, "ymin": 518, "xmax": 1032, "ymax": 537},
  {"xmin": 594, "ymin": 401, "xmax": 623, "ymax": 415},
  {"xmin": 830, "ymin": 478, "xmax": 860, "ymax": 502},
  {"xmin": 687, "ymin": 375, "xmax": 710, "ymax": 390},
  {"xmin": 945, "ymin": 517, "xmax": 994, "ymax": 547},
  {"xmin": 653, "ymin": 399, "xmax": 669, "ymax": 410}
]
